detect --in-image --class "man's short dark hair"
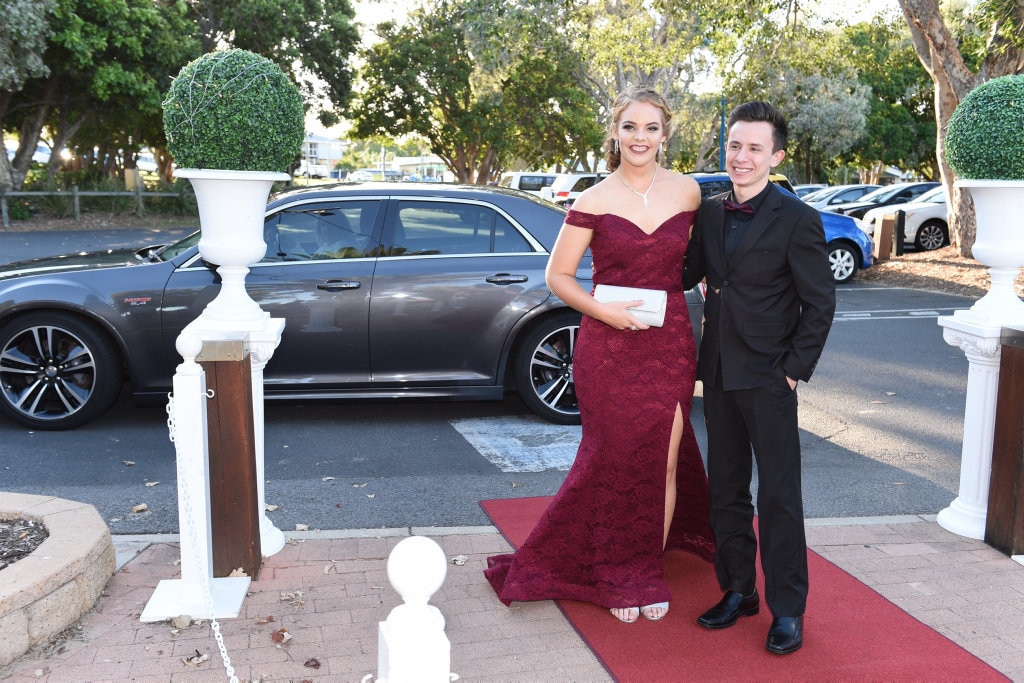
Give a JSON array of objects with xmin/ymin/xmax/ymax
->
[{"xmin": 727, "ymin": 101, "xmax": 788, "ymax": 152}]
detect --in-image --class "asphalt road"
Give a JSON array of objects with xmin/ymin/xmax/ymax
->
[{"xmin": 0, "ymin": 228, "xmax": 977, "ymax": 534}]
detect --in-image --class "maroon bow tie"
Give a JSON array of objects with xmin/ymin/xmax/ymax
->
[{"xmin": 723, "ymin": 199, "xmax": 755, "ymax": 215}]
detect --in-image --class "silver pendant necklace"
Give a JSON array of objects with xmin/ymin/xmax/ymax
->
[{"xmin": 618, "ymin": 167, "xmax": 657, "ymax": 207}]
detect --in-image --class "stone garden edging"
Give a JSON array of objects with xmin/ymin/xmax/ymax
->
[{"xmin": 0, "ymin": 492, "xmax": 115, "ymax": 667}]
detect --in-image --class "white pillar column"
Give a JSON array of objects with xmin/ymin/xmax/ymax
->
[
  {"xmin": 247, "ymin": 319, "xmax": 286, "ymax": 556},
  {"xmin": 936, "ymin": 316, "xmax": 1003, "ymax": 539}
]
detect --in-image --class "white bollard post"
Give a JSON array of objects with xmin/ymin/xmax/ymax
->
[{"xmin": 376, "ymin": 536, "xmax": 453, "ymax": 683}]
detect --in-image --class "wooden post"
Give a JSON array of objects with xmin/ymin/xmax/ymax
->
[
  {"xmin": 198, "ymin": 336, "xmax": 263, "ymax": 579},
  {"xmin": 72, "ymin": 185, "xmax": 81, "ymax": 221},
  {"xmin": 874, "ymin": 215, "xmax": 895, "ymax": 263},
  {"xmin": 985, "ymin": 327, "xmax": 1024, "ymax": 556}
]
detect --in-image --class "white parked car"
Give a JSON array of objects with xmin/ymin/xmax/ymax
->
[
  {"xmin": 860, "ymin": 186, "xmax": 949, "ymax": 251},
  {"xmin": 497, "ymin": 171, "xmax": 559, "ymax": 197},
  {"xmin": 295, "ymin": 161, "xmax": 331, "ymax": 178},
  {"xmin": 545, "ymin": 171, "xmax": 609, "ymax": 207},
  {"xmin": 802, "ymin": 183, "xmax": 880, "ymax": 210}
]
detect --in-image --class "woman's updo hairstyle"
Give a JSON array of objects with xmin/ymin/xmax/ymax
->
[{"xmin": 603, "ymin": 85, "xmax": 674, "ymax": 172}]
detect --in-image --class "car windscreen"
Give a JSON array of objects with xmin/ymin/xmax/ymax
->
[{"xmin": 156, "ymin": 231, "xmax": 201, "ymax": 260}]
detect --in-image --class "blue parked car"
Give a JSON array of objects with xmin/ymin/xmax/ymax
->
[{"xmin": 688, "ymin": 173, "xmax": 873, "ymax": 284}]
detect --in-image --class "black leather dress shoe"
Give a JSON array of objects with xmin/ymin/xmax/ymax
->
[
  {"xmin": 696, "ymin": 589, "xmax": 760, "ymax": 629},
  {"xmin": 766, "ymin": 616, "xmax": 804, "ymax": 654}
]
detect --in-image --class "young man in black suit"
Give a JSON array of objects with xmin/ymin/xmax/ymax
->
[{"xmin": 682, "ymin": 101, "xmax": 836, "ymax": 654}]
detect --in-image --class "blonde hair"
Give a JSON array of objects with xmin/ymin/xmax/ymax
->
[{"xmin": 603, "ymin": 86, "xmax": 674, "ymax": 172}]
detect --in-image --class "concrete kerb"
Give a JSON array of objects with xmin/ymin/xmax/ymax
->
[{"xmin": 0, "ymin": 492, "xmax": 115, "ymax": 668}]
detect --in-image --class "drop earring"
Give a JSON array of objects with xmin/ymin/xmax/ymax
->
[
  {"xmin": 614, "ymin": 140, "xmax": 619, "ymax": 154},
  {"xmin": 659, "ymin": 141, "xmax": 664, "ymax": 159}
]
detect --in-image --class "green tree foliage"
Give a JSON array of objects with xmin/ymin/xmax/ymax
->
[
  {"xmin": 186, "ymin": 0, "xmax": 359, "ymax": 129},
  {"xmin": 1, "ymin": 0, "xmax": 360, "ymax": 192},
  {"xmin": 837, "ymin": 19, "xmax": 936, "ymax": 182},
  {"xmin": 0, "ymin": 0, "xmax": 53, "ymax": 91},
  {"xmin": 778, "ymin": 71, "xmax": 871, "ymax": 183},
  {"xmin": 353, "ymin": 1, "xmax": 599, "ymax": 182},
  {"xmin": 0, "ymin": 0, "xmax": 199, "ymax": 190}
]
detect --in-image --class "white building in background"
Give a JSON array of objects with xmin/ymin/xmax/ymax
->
[
  {"xmin": 390, "ymin": 155, "xmax": 449, "ymax": 182},
  {"xmin": 301, "ymin": 133, "xmax": 347, "ymax": 172}
]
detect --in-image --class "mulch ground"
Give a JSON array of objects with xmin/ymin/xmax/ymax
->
[{"xmin": 0, "ymin": 519, "xmax": 49, "ymax": 571}]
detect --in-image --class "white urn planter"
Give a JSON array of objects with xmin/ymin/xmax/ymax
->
[
  {"xmin": 178, "ymin": 168, "xmax": 289, "ymax": 330},
  {"xmin": 953, "ymin": 179, "xmax": 1024, "ymax": 328}
]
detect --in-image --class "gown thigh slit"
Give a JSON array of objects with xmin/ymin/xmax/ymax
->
[{"xmin": 485, "ymin": 209, "xmax": 714, "ymax": 609}]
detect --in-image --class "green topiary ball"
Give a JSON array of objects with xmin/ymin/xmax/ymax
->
[
  {"xmin": 945, "ymin": 74, "xmax": 1024, "ymax": 180},
  {"xmin": 163, "ymin": 49, "xmax": 305, "ymax": 172}
]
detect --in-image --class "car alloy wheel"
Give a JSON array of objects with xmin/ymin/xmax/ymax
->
[
  {"xmin": 514, "ymin": 311, "xmax": 582, "ymax": 425},
  {"xmin": 0, "ymin": 312, "xmax": 123, "ymax": 430},
  {"xmin": 915, "ymin": 220, "xmax": 947, "ymax": 251},
  {"xmin": 827, "ymin": 240, "xmax": 858, "ymax": 284}
]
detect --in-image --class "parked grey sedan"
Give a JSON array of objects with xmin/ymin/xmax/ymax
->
[{"xmin": 0, "ymin": 183, "xmax": 704, "ymax": 430}]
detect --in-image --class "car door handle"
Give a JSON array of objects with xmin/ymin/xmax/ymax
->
[
  {"xmin": 317, "ymin": 280, "xmax": 361, "ymax": 291},
  {"xmin": 486, "ymin": 273, "xmax": 529, "ymax": 285}
]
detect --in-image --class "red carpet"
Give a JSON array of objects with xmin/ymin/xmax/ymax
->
[{"xmin": 481, "ymin": 496, "xmax": 1007, "ymax": 682}]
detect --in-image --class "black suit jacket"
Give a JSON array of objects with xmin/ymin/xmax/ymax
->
[{"xmin": 682, "ymin": 184, "xmax": 836, "ymax": 390}]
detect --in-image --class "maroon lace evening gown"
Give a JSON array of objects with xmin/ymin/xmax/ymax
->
[{"xmin": 485, "ymin": 209, "xmax": 714, "ymax": 609}]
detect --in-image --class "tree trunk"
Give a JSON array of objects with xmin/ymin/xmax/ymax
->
[{"xmin": 899, "ymin": 0, "xmax": 1023, "ymax": 257}]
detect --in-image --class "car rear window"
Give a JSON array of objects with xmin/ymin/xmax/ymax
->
[{"xmin": 519, "ymin": 175, "xmax": 554, "ymax": 191}]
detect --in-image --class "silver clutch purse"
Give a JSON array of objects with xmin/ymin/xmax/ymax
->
[{"xmin": 593, "ymin": 284, "xmax": 667, "ymax": 327}]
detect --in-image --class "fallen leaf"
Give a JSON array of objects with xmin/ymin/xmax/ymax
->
[
  {"xmin": 123, "ymin": 460, "xmax": 135, "ymax": 466},
  {"xmin": 170, "ymin": 615, "xmax": 192, "ymax": 629},
  {"xmin": 295, "ymin": 523, "xmax": 309, "ymax": 531},
  {"xmin": 228, "ymin": 567, "xmax": 247, "ymax": 578},
  {"xmin": 255, "ymin": 615, "xmax": 276, "ymax": 625},
  {"xmin": 132, "ymin": 503, "xmax": 148, "ymax": 513},
  {"xmin": 304, "ymin": 658, "xmax": 322, "ymax": 669},
  {"xmin": 322, "ymin": 476, "xmax": 335, "ymax": 481},
  {"xmin": 265, "ymin": 503, "xmax": 279, "ymax": 511},
  {"xmin": 145, "ymin": 481, "xmax": 159, "ymax": 487},
  {"xmin": 184, "ymin": 649, "xmax": 209, "ymax": 665},
  {"xmin": 280, "ymin": 591, "xmax": 305, "ymax": 606},
  {"xmin": 510, "ymin": 482, "xmax": 519, "ymax": 488},
  {"xmin": 353, "ymin": 483, "xmax": 367, "ymax": 488},
  {"xmin": 271, "ymin": 628, "xmax": 292, "ymax": 644},
  {"xmin": 886, "ymin": 392, "xmax": 896, "ymax": 396},
  {"xmin": 451, "ymin": 554, "xmax": 468, "ymax": 566},
  {"xmin": 366, "ymin": 494, "xmax": 375, "ymax": 499}
]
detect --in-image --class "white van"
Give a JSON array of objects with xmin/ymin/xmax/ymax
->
[{"xmin": 498, "ymin": 172, "xmax": 559, "ymax": 197}]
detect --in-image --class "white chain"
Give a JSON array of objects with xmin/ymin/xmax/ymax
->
[
  {"xmin": 166, "ymin": 395, "xmax": 176, "ymax": 443},
  {"xmin": 168, "ymin": 391, "xmax": 238, "ymax": 682}
]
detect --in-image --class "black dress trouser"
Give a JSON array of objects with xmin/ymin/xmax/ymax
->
[{"xmin": 702, "ymin": 375, "xmax": 808, "ymax": 617}]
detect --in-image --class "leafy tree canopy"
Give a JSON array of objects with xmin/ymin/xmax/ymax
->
[
  {"xmin": 0, "ymin": 0, "xmax": 53, "ymax": 92},
  {"xmin": 187, "ymin": 0, "xmax": 360, "ymax": 129}
]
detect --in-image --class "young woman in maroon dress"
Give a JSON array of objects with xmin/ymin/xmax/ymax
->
[{"xmin": 485, "ymin": 86, "xmax": 714, "ymax": 623}]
